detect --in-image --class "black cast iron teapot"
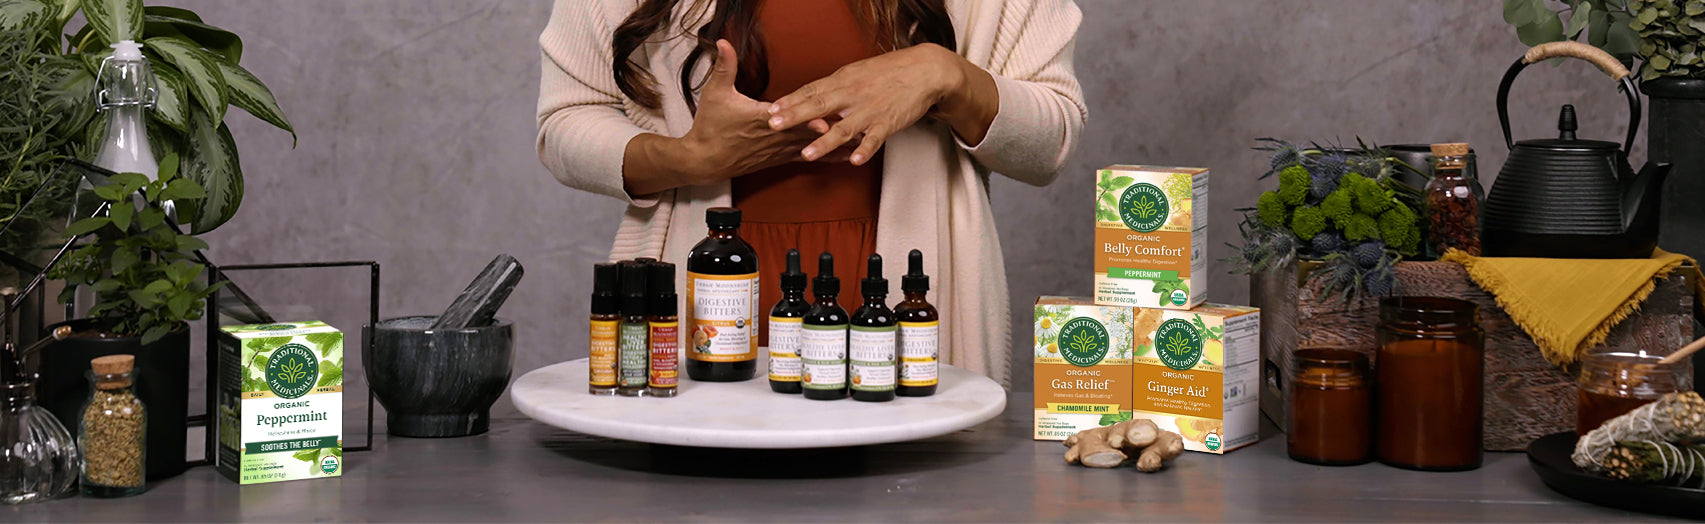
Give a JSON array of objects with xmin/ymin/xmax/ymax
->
[{"xmin": 1483, "ymin": 42, "xmax": 1670, "ymax": 259}]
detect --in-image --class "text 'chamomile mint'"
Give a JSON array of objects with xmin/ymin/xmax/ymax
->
[{"xmin": 217, "ymin": 322, "xmax": 344, "ymax": 484}]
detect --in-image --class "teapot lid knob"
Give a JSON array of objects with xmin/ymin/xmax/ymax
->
[{"xmin": 1558, "ymin": 104, "xmax": 1578, "ymax": 141}]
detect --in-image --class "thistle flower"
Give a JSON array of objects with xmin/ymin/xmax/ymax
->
[
  {"xmin": 1310, "ymin": 231, "xmax": 1346, "ymax": 255},
  {"xmin": 1353, "ymin": 242, "xmax": 1386, "ymax": 269},
  {"xmin": 1308, "ymin": 153, "xmax": 1351, "ymax": 181},
  {"xmin": 1364, "ymin": 265, "xmax": 1395, "ymax": 296},
  {"xmin": 1308, "ymin": 171, "xmax": 1338, "ymax": 202}
]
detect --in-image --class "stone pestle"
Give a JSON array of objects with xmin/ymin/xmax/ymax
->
[{"xmin": 432, "ymin": 254, "xmax": 525, "ymax": 330}]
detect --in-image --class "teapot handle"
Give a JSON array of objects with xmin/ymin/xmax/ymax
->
[{"xmin": 1496, "ymin": 41, "xmax": 1641, "ymax": 154}]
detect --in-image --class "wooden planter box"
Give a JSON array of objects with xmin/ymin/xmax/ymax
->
[{"xmin": 1252, "ymin": 260, "xmax": 1693, "ymax": 451}]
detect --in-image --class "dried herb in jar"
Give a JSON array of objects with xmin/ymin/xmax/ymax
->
[
  {"xmin": 80, "ymin": 354, "xmax": 146, "ymax": 497},
  {"xmin": 1425, "ymin": 143, "xmax": 1482, "ymax": 256}
]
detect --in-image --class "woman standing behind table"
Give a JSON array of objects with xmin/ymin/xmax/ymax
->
[{"xmin": 536, "ymin": 0, "xmax": 1085, "ymax": 387}]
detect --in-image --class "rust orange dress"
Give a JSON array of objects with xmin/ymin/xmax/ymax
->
[{"xmin": 733, "ymin": 0, "xmax": 882, "ymax": 346}]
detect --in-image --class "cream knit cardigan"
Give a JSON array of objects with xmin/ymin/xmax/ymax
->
[{"xmin": 536, "ymin": 0, "xmax": 1086, "ymax": 388}]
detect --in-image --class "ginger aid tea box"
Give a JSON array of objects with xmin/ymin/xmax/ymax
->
[
  {"xmin": 1093, "ymin": 165, "xmax": 1208, "ymax": 310},
  {"xmin": 217, "ymin": 322, "xmax": 344, "ymax": 484},
  {"xmin": 1129, "ymin": 304, "xmax": 1261, "ymax": 454},
  {"xmin": 1033, "ymin": 297, "xmax": 1135, "ymax": 441}
]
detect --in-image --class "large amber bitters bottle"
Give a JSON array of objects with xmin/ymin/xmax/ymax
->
[{"xmin": 685, "ymin": 207, "xmax": 760, "ymax": 382}]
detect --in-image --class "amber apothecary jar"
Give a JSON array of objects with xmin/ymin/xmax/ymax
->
[
  {"xmin": 1576, "ymin": 351, "xmax": 1691, "ymax": 436},
  {"xmin": 1375, "ymin": 296, "xmax": 1483, "ymax": 471},
  {"xmin": 1287, "ymin": 348, "xmax": 1373, "ymax": 466}
]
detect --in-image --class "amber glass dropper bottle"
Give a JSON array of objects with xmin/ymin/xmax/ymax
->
[
  {"xmin": 802, "ymin": 253, "xmax": 849, "ymax": 401},
  {"xmin": 768, "ymin": 249, "xmax": 809, "ymax": 394},
  {"xmin": 895, "ymin": 249, "xmax": 940, "ymax": 397},
  {"xmin": 850, "ymin": 254, "xmax": 897, "ymax": 402},
  {"xmin": 588, "ymin": 262, "xmax": 620, "ymax": 395}
]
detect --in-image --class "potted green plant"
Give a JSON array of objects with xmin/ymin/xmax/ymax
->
[
  {"xmin": 36, "ymin": 154, "xmax": 221, "ymax": 480},
  {"xmin": 0, "ymin": 0, "xmax": 294, "ymax": 237},
  {"xmin": 1502, "ymin": 0, "xmax": 1705, "ymax": 255}
]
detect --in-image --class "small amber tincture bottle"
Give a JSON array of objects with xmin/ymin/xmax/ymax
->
[
  {"xmin": 647, "ymin": 262, "xmax": 680, "ymax": 398},
  {"xmin": 686, "ymin": 207, "xmax": 760, "ymax": 382},
  {"xmin": 850, "ymin": 254, "xmax": 897, "ymax": 402},
  {"xmin": 802, "ymin": 253, "xmax": 849, "ymax": 400},
  {"xmin": 588, "ymin": 263, "xmax": 621, "ymax": 395},
  {"xmin": 617, "ymin": 262, "xmax": 650, "ymax": 396},
  {"xmin": 768, "ymin": 249, "xmax": 809, "ymax": 394},
  {"xmin": 895, "ymin": 249, "xmax": 939, "ymax": 397}
]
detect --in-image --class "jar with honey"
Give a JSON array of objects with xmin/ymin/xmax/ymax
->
[
  {"xmin": 1576, "ymin": 351, "xmax": 1691, "ymax": 435},
  {"xmin": 1287, "ymin": 348, "xmax": 1373, "ymax": 466},
  {"xmin": 1375, "ymin": 296, "xmax": 1483, "ymax": 471}
]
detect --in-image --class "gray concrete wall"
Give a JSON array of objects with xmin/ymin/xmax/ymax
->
[{"xmin": 170, "ymin": 0, "xmax": 1637, "ymax": 401}]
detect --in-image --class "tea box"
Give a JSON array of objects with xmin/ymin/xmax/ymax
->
[
  {"xmin": 1128, "ymin": 304, "xmax": 1261, "ymax": 454},
  {"xmin": 1093, "ymin": 165, "xmax": 1208, "ymax": 310},
  {"xmin": 1032, "ymin": 296, "xmax": 1135, "ymax": 440},
  {"xmin": 216, "ymin": 321, "xmax": 344, "ymax": 484}
]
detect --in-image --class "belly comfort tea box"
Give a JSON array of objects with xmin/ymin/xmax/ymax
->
[
  {"xmin": 1093, "ymin": 165, "xmax": 1208, "ymax": 310},
  {"xmin": 1129, "ymin": 305, "xmax": 1260, "ymax": 454},
  {"xmin": 1032, "ymin": 297, "xmax": 1137, "ymax": 441},
  {"xmin": 217, "ymin": 322, "xmax": 343, "ymax": 484}
]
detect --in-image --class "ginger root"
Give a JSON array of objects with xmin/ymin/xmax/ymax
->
[{"xmin": 1063, "ymin": 419, "xmax": 1184, "ymax": 472}]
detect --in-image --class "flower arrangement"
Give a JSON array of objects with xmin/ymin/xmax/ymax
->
[{"xmin": 1230, "ymin": 139, "xmax": 1424, "ymax": 302}]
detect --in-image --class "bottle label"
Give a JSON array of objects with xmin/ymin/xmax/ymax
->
[
  {"xmin": 589, "ymin": 319, "xmax": 619, "ymax": 387},
  {"xmin": 850, "ymin": 325, "xmax": 897, "ymax": 391},
  {"xmin": 801, "ymin": 323, "xmax": 847, "ymax": 390},
  {"xmin": 685, "ymin": 272, "xmax": 760, "ymax": 363},
  {"xmin": 648, "ymin": 321, "xmax": 678, "ymax": 388},
  {"xmin": 900, "ymin": 321, "xmax": 940, "ymax": 387},
  {"xmin": 618, "ymin": 322, "xmax": 648, "ymax": 388},
  {"xmin": 768, "ymin": 317, "xmax": 803, "ymax": 383}
]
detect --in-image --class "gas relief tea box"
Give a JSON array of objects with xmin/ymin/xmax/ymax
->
[
  {"xmin": 1032, "ymin": 297, "xmax": 1135, "ymax": 440},
  {"xmin": 1129, "ymin": 305, "xmax": 1261, "ymax": 454},
  {"xmin": 1093, "ymin": 165, "xmax": 1208, "ymax": 310},
  {"xmin": 217, "ymin": 322, "xmax": 344, "ymax": 484}
]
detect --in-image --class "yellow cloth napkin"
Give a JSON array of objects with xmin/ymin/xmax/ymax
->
[{"xmin": 1440, "ymin": 248, "xmax": 1703, "ymax": 365}]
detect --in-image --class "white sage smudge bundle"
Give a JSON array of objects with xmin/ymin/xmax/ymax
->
[
  {"xmin": 1599, "ymin": 441, "xmax": 1705, "ymax": 487},
  {"xmin": 1573, "ymin": 392, "xmax": 1705, "ymax": 476}
]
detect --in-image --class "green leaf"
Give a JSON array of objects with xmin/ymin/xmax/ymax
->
[
  {"xmin": 90, "ymin": 278, "xmax": 122, "ymax": 293},
  {"xmin": 92, "ymin": 184, "xmax": 125, "ymax": 201},
  {"xmin": 0, "ymin": 0, "xmax": 52, "ymax": 31},
  {"xmin": 160, "ymin": 179, "xmax": 206, "ymax": 201},
  {"xmin": 63, "ymin": 216, "xmax": 110, "ymax": 237},
  {"xmin": 1651, "ymin": 53, "xmax": 1673, "ymax": 70},
  {"xmin": 41, "ymin": 57, "xmax": 97, "ymax": 140},
  {"xmin": 1109, "ymin": 176, "xmax": 1134, "ymax": 190},
  {"xmin": 127, "ymin": 288, "xmax": 159, "ymax": 307},
  {"xmin": 109, "ymin": 200, "xmax": 133, "ymax": 230},
  {"xmin": 142, "ymin": 278, "xmax": 172, "ymax": 295},
  {"xmin": 218, "ymin": 60, "xmax": 294, "ymax": 143},
  {"xmin": 142, "ymin": 14, "xmax": 241, "ymax": 63},
  {"xmin": 137, "ymin": 207, "xmax": 164, "ymax": 229},
  {"xmin": 304, "ymin": 333, "xmax": 342, "ymax": 355},
  {"xmin": 82, "ymin": 0, "xmax": 143, "ymax": 43},
  {"xmin": 150, "ymin": 63, "xmax": 191, "ymax": 132},
  {"xmin": 145, "ymin": 36, "xmax": 228, "ymax": 123},
  {"xmin": 55, "ymin": 0, "xmax": 79, "ymax": 24},
  {"xmin": 140, "ymin": 324, "xmax": 170, "ymax": 345},
  {"xmin": 178, "ymin": 108, "xmax": 242, "ymax": 233},
  {"xmin": 1099, "ymin": 193, "xmax": 1115, "ymax": 208},
  {"xmin": 1517, "ymin": 15, "xmax": 1568, "ymax": 46},
  {"xmin": 317, "ymin": 360, "xmax": 341, "ymax": 387},
  {"xmin": 158, "ymin": 152, "xmax": 180, "ymax": 182},
  {"xmin": 1638, "ymin": 6, "xmax": 1660, "ymax": 25},
  {"xmin": 176, "ymin": 235, "xmax": 209, "ymax": 251},
  {"xmin": 1689, "ymin": 1, "xmax": 1705, "ymax": 15},
  {"xmin": 111, "ymin": 247, "xmax": 137, "ymax": 273},
  {"xmin": 143, "ymin": 5, "xmax": 200, "ymax": 22},
  {"xmin": 165, "ymin": 291, "xmax": 192, "ymax": 319},
  {"xmin": 1505, "ymin": 0, "xmax": 1549, "ymax": 26},
  {"xmin": 1607, "ymin": 15, "xmax": 1643, "ymax": 60},
  {"xmin": 292, "ymin": 449, "xmax": 318, "ymax": 462},
  {"xmin": 1097, "ymin": 411, "xmax": 1133, "ymax": 427},
  {"xmin": 1568, "ymin": 2, "xmax": 1594, "ymax": 38},
  {"xmin": 1589, "ymin": 6, "xmax": 1611, "ymax": 46}
]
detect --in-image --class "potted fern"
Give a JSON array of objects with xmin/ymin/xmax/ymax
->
[{"xmin": 37, "ymin": 155, "xmax": 220, "ymax": 480}]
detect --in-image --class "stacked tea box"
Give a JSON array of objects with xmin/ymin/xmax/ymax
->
[{"xmin": 1034, "ymin": 165, "xmax": 1262, "ymax": 454}]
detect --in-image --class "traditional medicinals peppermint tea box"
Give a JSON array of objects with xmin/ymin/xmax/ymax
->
[
  {"xmin": 1032, "ymin": 297, "xmax": 1134, "ymax": 441},
  {"xmin": 1128, "ymin": 305, "xmax": 1260, "ymax": 454},
  {"xmin": 217, "ymin": 322, "xmax": 344, "ymax": 484},
  {"xmin": 1093, "ymin": 165, "xmax": 1208, "ymax": 310}
]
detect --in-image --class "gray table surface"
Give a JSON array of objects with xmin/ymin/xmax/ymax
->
[{"xmin": 4, "ymin": 392, "xmax": 1681, "ymax": 522}]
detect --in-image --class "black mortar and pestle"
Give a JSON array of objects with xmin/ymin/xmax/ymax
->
[{"xmin": 365, "ymin": 254, "xmax": 523, "ymax": 438}]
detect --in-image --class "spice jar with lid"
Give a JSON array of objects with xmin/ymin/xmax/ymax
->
[
  {"xmin": 1576, "ymin": 351, "xmax": 1692, "ymax": 435},
  {"xmin": 1287, "ymin": 348, "xmax": 1373, "ymax": 466},
  {"xmin": 1376, "ymin": 296, "xmax": 1484, "ymax": 471},
  {"xmin": 80, "ymin": 355, "xmax": 145, "ymax": 497},
  {"xmin": 1425, "ymin": 143, "xmax": 1483, "ymax": 256}
]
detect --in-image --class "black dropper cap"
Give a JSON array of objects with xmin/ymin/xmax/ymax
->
[
  {"xmin": 813, "ymin": 252, "xmax": 839, "ymax": 297},
  {"xmin": 861, "ymin": 254, "xmax": 887, "ymax": 297},
  {"xmin": 780, "ymin": 249, "xmax": 806, "ymax": 291},
  {"xmin": 620, "ymin": 262, "xmax": 647, "ymax": 316},
  {"xmin": 592, "ymin": 263, "xmax": 621, "ymax": 315},
  {"xmin": 633, "ymin": 257, "xmax": 658, "ymax": 266},
  {"xmin": 902, "ymin": 249, "xmax": 929, "ymax": 293},
  {"xmin": 647, "ymin": 262, "xmax": 677, "ymax": 316},
  {"xmin": 706, "ymin": 207, "xmax": 742, "ymax": 229}
]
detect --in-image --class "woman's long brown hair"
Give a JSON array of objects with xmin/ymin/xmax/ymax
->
[{"xmin": 612, "ymin": 0, "xmax": 956, "ymax": 112}]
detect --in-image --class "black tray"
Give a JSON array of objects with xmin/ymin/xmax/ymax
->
[{"xmin": 1527, "ymin": 431, "xmax": 1705, "ymax": 519}]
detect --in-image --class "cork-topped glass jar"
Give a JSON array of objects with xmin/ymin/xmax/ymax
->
[{"xmin": 80, "ymin": 355, "xmax": 146, "ymax": 497}]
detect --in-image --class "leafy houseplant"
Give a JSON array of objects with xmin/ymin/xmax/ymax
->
[
  {"xmin": 0, "ymin": 0, "xmax": 294, "ymax": 235},
  {"xmin": 0, "ymin": 27, "xmax": 81, "ymax": 284},
  {"xmin": 1229, "ymin": 140, "xmax": 1424, "ymax": 302},
  {"xmin": 49, "ymin": 154, "xmax": 220, "ymax": 344}
]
